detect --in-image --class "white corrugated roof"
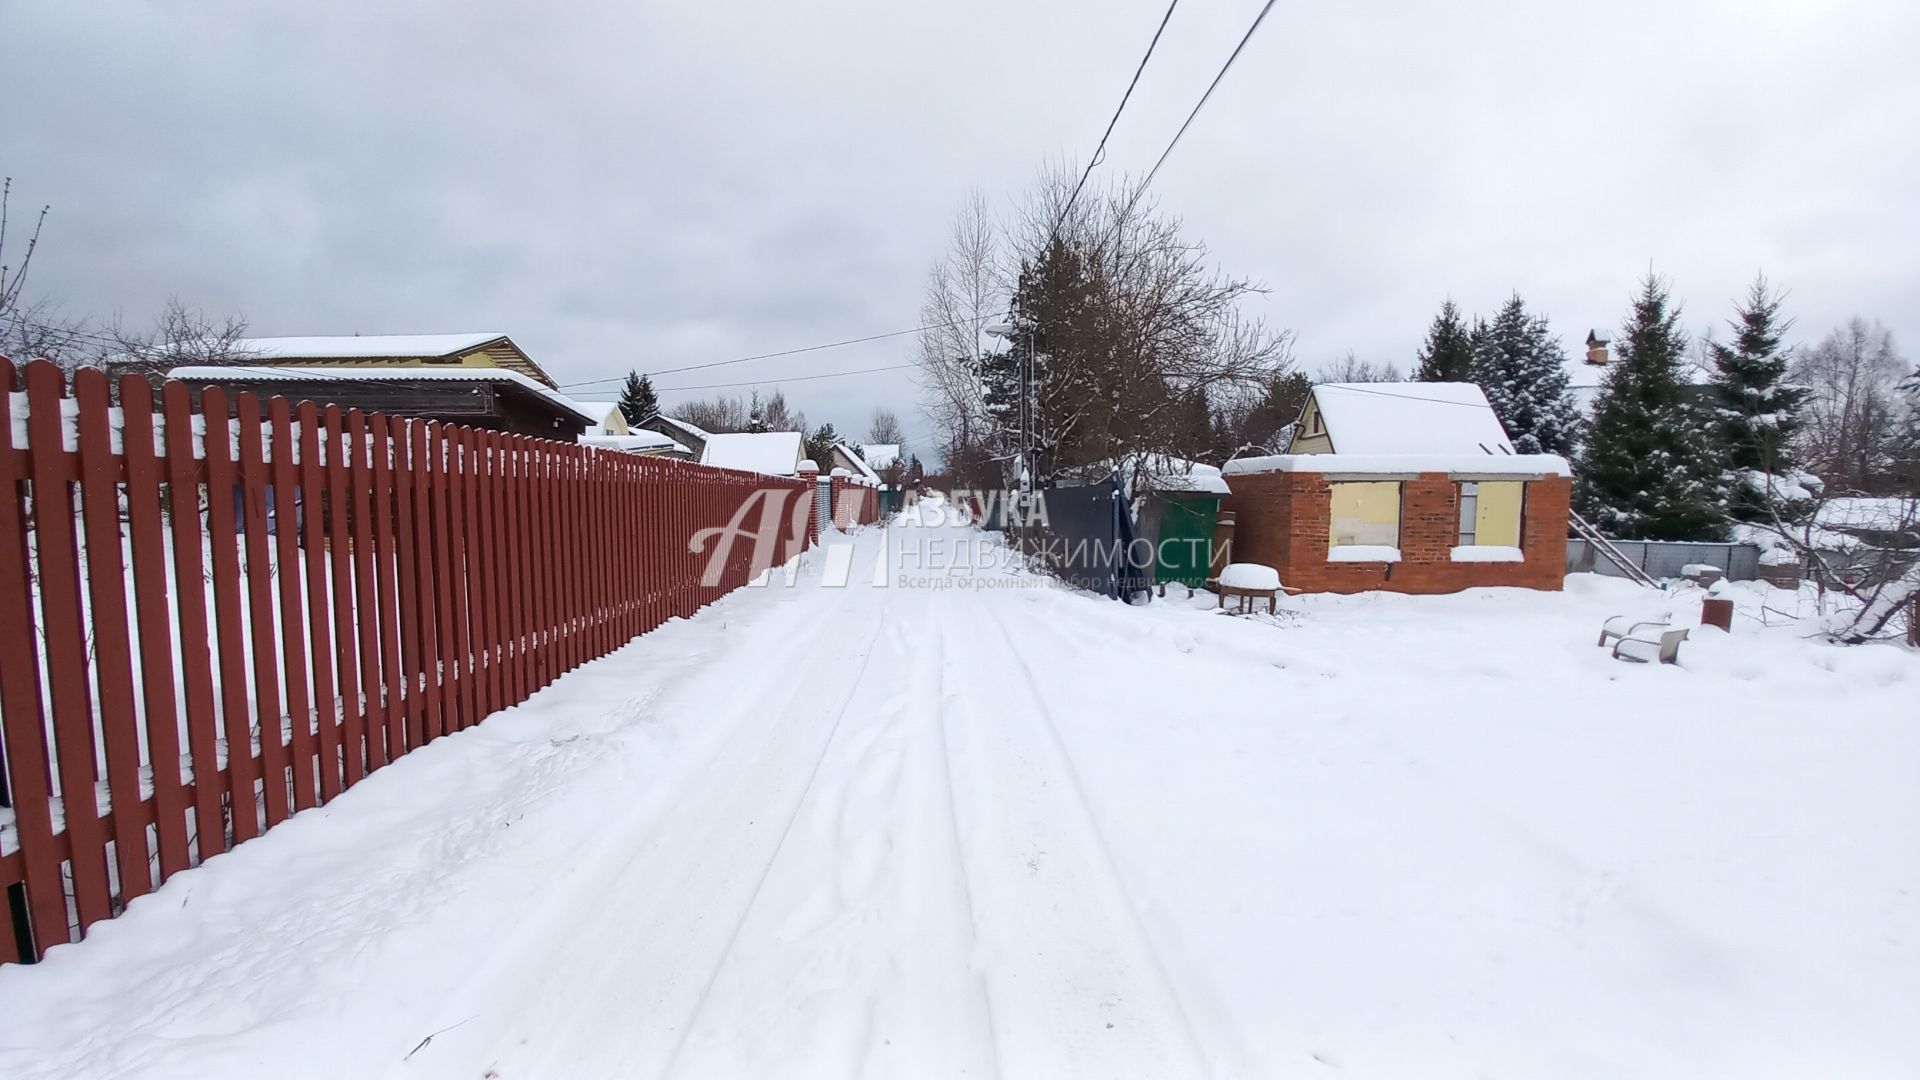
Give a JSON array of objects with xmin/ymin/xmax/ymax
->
[
  {"xmin": 233, "ymin": 333, "xmax": 506, "ymax": 359},
  {"xmin": 166, "ymin": 364, "xmax": 600, "ymax": 421},
  {"xmin": 1311, "ymin": 382, "xmax": 1513, "ymax": 455},
  {"xmin": 700, "ymin": 431, "xmax": 805, "ymax": 475}
]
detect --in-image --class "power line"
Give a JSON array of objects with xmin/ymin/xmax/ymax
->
[
  {"xmin": 555, "ymin": 314, "xmax": 998, "ymax": 391},
  {"xmin": 655, "ymin": 361, "xmax": 916, "ymax": 394},
  {"xmin": 573, "ymin": 1, "xmax": 1187, "ymax": 402},
  {"xmin": 1054, "ymin": 0, "xmax": 1181, "ymax": 233},
  {"xmin": 1314, "ymin": 382, "xmax": 1502, "ymax": 410},
  {"xmin": 1140, "ymin": 0, "xmax": 1279, "ymax": 191}
]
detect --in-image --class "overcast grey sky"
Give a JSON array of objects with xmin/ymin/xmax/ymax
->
[{"xmin": 6, "ymin": 0, "xmax": 1916, "ymax": 459}]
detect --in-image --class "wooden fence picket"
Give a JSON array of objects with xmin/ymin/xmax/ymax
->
[{"xmin": 0, "ymin": 360, "xmax": 808, "ymax": 963}]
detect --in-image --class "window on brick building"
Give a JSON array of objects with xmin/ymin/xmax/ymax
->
[
  {"xmin": 1328, "ymin": 481, "xmax": 1402, "ymax": 549},
  {"xmin": 1457, "ymin": 480, "xmax": 1524, "ymax": 547}
]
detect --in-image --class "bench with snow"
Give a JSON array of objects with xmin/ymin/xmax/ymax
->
[
  {"xmin": 1608, "ymin": 624, "xmax": 1689, "ymax": 664},
  {"xmin": 1215, "ymin": 562, "xmax": 1281, "ymax": 615},
  {"xmin": 1597, "ymin": 614, "xmax": 1668, "ymax": 648},
  {"xmin": 1680, "ymin": 563, "xmax": 1725, "ymax": 587}
]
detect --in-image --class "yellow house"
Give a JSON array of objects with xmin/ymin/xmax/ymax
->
[{"xmin": 234, "ymin": 333, "xmax": 560, "ymax": 389}]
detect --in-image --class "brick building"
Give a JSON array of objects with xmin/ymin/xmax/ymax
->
[{"xmin": 1219, "ymin": 382, "xmax": 1571, "ymax": 595}]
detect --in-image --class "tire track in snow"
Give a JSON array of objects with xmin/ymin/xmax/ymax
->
[
  {"xmin": 991, "ymin": 600, "xmax": 1263, "ymax": 1077},
  {"xmin": 653, "ymin": 606, "xmax": 891, "ymax": 1077},
  {"xmin": 659, "ymin": 535, "xmax": 1002, "ymax": 1079},
  {"xmin": 418, "ymin": 590, "xmax": 891, "ymax": 1080},
  {"xmin": 939, "ymin": 594, "xmax": 1214, "ymax": 1078}
]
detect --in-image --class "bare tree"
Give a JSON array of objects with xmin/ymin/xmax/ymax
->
[
  {"xmin": 0, "ymin": 178, "xmax": 49, "ymax": 323},
  {"xmin": 3, "ymin": 298, "xmax": 92, "ymax": 368},
  {"xmin": 761, "ymin": 390, "xmax": 805, "ymax": 434},
  {"xmin": 1315, "ymin": 350, "xmax": 1402, "ymax": 383},
  {"xmin": 674, "ymin": 394, "xmax": 750, "ymax": 434},
  {"xmin": 1793, "ymin": 318, "xmax": 1907, "ymax": 494},
  {"xmin": 914, "ymin": 193, "xmax": 1001, "ymax": 485},
  {"xmin": 867, "ymin": 407, "xmax": 904, "ymax": 446},
  {"xmin": 0, "ymin": 177, "xmax": 79, "ymax": 366},
  {"xmin": 105, "ymin": 297, "xmax": 258, "ymax": 383},
  {"xmin": 991, "ymin": 169, "xmax": 1292, "ymax": 489}
]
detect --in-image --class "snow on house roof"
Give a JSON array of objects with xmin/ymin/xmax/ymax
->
[
  {"xmin": 834, "ymin": 441, "xmax": 882, "ymax": 484},
  {"xmin": 647, "ymin": 414, "xmax": 712, "ymax": 441},
  {"xmin": 700, "ymin": 431, "xmax": 805, "ymax": 475},
  {"xmin": 233, "ymin": 333, "xmax": 509, "ymax": 359},
  {"xmin": 573, "ymin": 400, "xmax": 625, "ymax": 435},
  {"xmin": 1310, "ymin": 382, "xmax": 1514, "ymax": 455},
  {"xmin": 1223, "ymin": 453, "xmax": 1571, "ymax": 477},
  {"xmin": 860, "ymin": 443, "xmax": 900, "ymax": 470},
  {"xmin": 578, "ymin": 432, "xmax": 686, "ymax": 454},
  {"xmin": 166, "ymin": 364, "xmax": 602, "ymax": 421},
  {"xmin": 1113, "ymin": 454, "xmax": 1232, "ymax": 495}
]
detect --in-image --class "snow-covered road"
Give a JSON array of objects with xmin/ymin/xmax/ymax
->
[{"xmin": 2, "ymin": 504, "xmax": 1916, "ymax": 1079}]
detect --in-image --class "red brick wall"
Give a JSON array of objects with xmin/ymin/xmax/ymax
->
[{"xmin": 1221, "ymin": 470, "xmax": 1568, "ymax": 595}]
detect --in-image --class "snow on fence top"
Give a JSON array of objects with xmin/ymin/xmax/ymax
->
[
  {"xmin": 1222, "ymin": 453, "xmax": 1571, "ymax": 477},
  {"xmin": 1312, "ymin": 382, "xmax": 1514, "ymax": 455}
]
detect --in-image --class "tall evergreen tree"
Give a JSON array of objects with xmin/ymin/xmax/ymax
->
[
  {"xmin": 1707, "ymin": 274, "xmax": 1811, "ymax": 522},
  {"xmin": 617, "ymin": 370, "xmax": 659, "ymax": 425},
  {"xmin": 1466, "ymin": 293, "xmax": 1582, "ymax": 456},
  {"xmin": 1575, "ymin": 276, "xmax": 1728, "ymax": 540},
  {"xmin": 745, "ymin": 390, "xmax": 769, "ymax": 433},
  {"xmin": 1413, "ymin": 299, "xmax": 1474, "ymax": 382}
]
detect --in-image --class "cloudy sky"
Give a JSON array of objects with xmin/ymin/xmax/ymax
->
[{"xmin": 6, "ymin": 0, "xmax": 1916, "ymax": 458}]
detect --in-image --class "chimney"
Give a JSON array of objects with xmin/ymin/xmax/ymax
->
[{"xmin": 1585, "ymin": 329, "xmax": 1611, "ymax": 367}]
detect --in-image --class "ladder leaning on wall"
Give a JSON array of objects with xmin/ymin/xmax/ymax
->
[{"xmin": 1568, "ymin": 509, "xmax": 1662, "ymax": 588}]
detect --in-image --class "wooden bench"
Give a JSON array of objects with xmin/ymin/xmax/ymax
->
[
  {"xmin": 1216, "ymin": 562, "xmax": 1281, "ymax": 615},
  {"xmin": 1217, "ymin": 584, "xmax": 1278, "ymax": 615}
]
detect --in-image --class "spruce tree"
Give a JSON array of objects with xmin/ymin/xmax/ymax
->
[
  {"xmin": 1707, "ymin": 275, "xmax": 1811, "ymax": 522},
  {"xmin": 617, "ymin": 370, "xmax": 659, "ymax": 425},
  {"xmin": 805, "ymin": 422, "xmax": 839, "ymax": 469},
  {"xmin": 746, "ymin": 390, "xmax": 769, "ymax": 433},
  {"xmin": 1575, "ymin": 276, "xmax": 1728, "ymax": 540},
  {"xmin": 1466, "ymin": 293, "xmax": 1582, "ymax": 456},
  {"xmin": 1413, "ymin": 299, "xmax": 1474, "ymax": 382}
]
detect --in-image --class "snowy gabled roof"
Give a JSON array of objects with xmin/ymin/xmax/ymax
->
[
  {"xmin": 700, "ymin": 431, "xmax": 806, "ymax": 476},
  {"xmin": 233, "ymin": 333, "xmax": 509, "ymax": 360},
  {"xmin": 647, "ymin": 414, "xmax": 712, "ymax": 441},
  {"xmin": 833, "ymin": 441, "xmax": 882, "ymax": 484},
  {"xmin": 166, "ymin": 364, "xmax": 602, "ymax": 421},
  {"xmin": 1309, "ymin": 382, "xmax": 1513, "ymax": 455},
  {"xmin": 860, "ymin": 443, "xmax": 900, "ymax": 470},
  {"xmin": 572, "ymin": 400, "xmax": 625, "ymax": 435}
]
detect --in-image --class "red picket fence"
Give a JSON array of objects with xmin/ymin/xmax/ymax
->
[{"xmin": 0, "ymin": 358, "xmax": 808, "ymax": 964}]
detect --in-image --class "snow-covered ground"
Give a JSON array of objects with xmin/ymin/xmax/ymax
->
[{"xmin": 1, "ymin": 502, "xmax": 1915, "ymax": 1079}]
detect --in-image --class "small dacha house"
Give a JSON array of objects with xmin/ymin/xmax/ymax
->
[{"xmin": 1223, "ymin": 382, "xmax": 1570, "ymax": 595}]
